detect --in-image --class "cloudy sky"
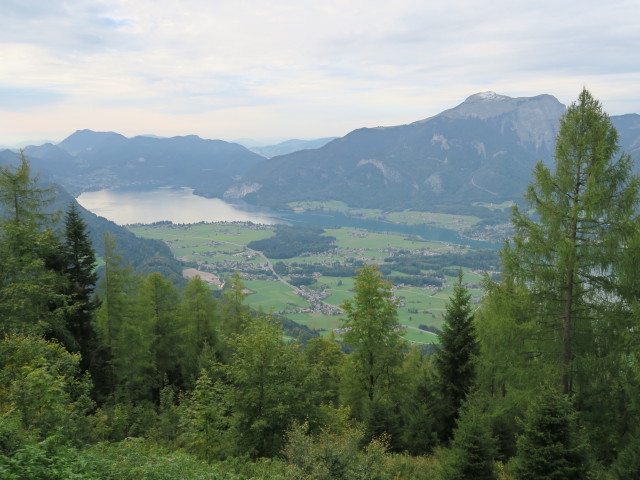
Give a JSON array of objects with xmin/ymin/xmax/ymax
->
[{"xmin": 1, "ymin": 0, "xmax": 638, "ymax": 146}]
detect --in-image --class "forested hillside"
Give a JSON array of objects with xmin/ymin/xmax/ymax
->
[
  {"xmin": 21, "ymin": 129, "xmax": 265, "ymax": 196},
  {"xmin": 2, "ymin": 90, "xmax": 640, "ymax": 479},
  {"xmin": 0, "ymin": 149, "xmax": 185, "ymax": 284}
]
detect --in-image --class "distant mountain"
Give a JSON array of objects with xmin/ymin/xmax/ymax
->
[
  {"xmin": 25, "ymin": 130, "xmax": 265, "ymax": 196},
  {"xmin": 14, "ymin": 94, "xmax": 640, "ymax": 217},
  {"xmin": 223, "ymin": 93, "xmax": 565, "ymax": 211},
  {"xmin": 248, "ymin": 138, "xmax": 339, "ymax": 158},
  {"xmin": 612, "ymin": 114, "xmax": 640, "ymax": 161},
  {"xmin": 224, "ymin": 93, "xmax": 640, "ymax": 213}
]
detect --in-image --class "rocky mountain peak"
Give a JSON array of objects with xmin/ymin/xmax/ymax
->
[
  {"xmin": 435, "ymin": 92, "xmax": 566, "ymax": 152},
  {"xmin": 464, "ymin": 91, "xmax": 510, "ymax": 102}
]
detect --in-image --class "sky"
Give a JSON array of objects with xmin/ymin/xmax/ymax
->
[{"xmin": 1, "ymin": 0, "xmax": 639, "ymax": 147}]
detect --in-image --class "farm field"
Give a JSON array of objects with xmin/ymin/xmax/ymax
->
[
  {"xmin": 287, "ymin": 201, "xmax": 481, "ymax": 233},
  {"xmin": 129, "ymin": 222, "xmax": 492, "ymax": 345}
]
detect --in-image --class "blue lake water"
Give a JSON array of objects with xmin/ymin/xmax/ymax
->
[{"xmin": 77, "ymin": 187, "xmax": 498, "ymax": 249}]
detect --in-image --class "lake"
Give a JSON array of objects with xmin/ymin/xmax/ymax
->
[
  {"xmin": 77, "ymin": 187, "xmax": 498, "ymax": 249},
  {"xmin": 76, "ymin": 187, "xmax": 281, "ymax": 225}
]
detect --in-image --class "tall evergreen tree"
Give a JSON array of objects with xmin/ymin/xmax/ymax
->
[
  {"xmin": 434, "ymin": 271, "xmax": 478, "ymax": 442},
  {"xmin": 94, "ymin": 232, "xmax": 148, "ymax": 402},
  {"xmin": 62, "ymin": 202, "xmax": 98, "ymax": 371},
  {"xmin": 217, "ymin": 272, "xmax": 250, "ymax": 363},
  {"xmin": 0, "ymin": 151, "xmax": 55, "ymax": 232},
  {"xmin": 398, "ymin": 346, "xmax": 439, "ymax": 454},
  {"xmin": 179, "ymin": 276, "xmax": 219, "ymax": 380}
]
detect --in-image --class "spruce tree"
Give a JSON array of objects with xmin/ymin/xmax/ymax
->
[
  {"xmin": 440, "ymin": 404, "xmax": 498, "ymax": 480},
  {"xmin": 512, "ymin": 389, "xmax": 589, "ymax": 480},
  {"xmin": 62, "ymin": 202, "xmax": 98, "ymax": 371},
  {"xmin": 435, "ymin": 271, "xmax": 478, "ymax": 442}
]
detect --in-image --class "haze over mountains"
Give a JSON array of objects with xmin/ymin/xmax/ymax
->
[
  {"xmin": 4, "ymin": 92, "xmax": 640, "ymax": 215},
  {"xmin": 245, "ymin": 137, "xmax": 339, "ymax": 158}
]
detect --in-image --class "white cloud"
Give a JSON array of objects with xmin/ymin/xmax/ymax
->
[{"xmin": 0, "ymin": 0, "xmax": 639, "ymax": 144}]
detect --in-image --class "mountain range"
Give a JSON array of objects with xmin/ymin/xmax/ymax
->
[
  {"xmin": 21, "ymin": 130, "xmax": 265, "ymax": 196},
  {"xmin": 8, "ymin": 92, "xmax": 640, "ymax": 216},
  {"xmin": 225, "ymin": 92, "xmax": 640, "ymax": 212}
]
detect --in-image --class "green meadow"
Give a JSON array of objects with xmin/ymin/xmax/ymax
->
[{"xmin": 129, "ymin": 220, "xmax": 491, "ymax": 345}]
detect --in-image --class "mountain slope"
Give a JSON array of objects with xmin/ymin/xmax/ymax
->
[
  {"xmin": 25, "ymin": 130, "xmax": 265, "ymax": 196},
  {"xmin": 0, "ymin": 149, "xmax": 184, "ymax": 284},
  {"xmin": 225, "ymin": 93, "xmax": 567, "ymax": 210}
]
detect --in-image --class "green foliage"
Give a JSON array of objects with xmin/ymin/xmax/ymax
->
[
  {"xmin": 81, "ymin": 438, "xmax": 252, "ymax": 479},
  {"xmin": 439, "ymin": 404, "xmax": 498, "ymax": 480},
  {"xmin": 340, "ymin": 266, "xmax": 405, "ymax": 428},
  {"xmin": 0, "ymin": 151, "xmax": 56, "ymax": 229},
  {"xmin": 94, "ymin": 233, "xmax": 152, "ymax": 403},
  {"xmin": 0, "ymin": 435, "xmax": 93, "ymax": 480},
  {"xmin": 434, "ymin": 271, "xmax": 479, "ymax": 442},
  {"xmin": 0, "ymin": 335, "xmax": 94, "ymax": 443},
  {"xmin": 0, "ymin": 154, "xmax": 75, "ymax": 341},
  {"xmin": 340, "ymin": 266, "xmax": 408, "ymax": 447},
  {"xmin": 179, "ymin": 371, "xmax": 230, "ymax": 461},
  {"xmin": 284, "ymin": 421, "xmax": 389, "ymax": 480},
  {"xmin": 62, "ymin": 201, "xmax": 98, "ymax": 370},
  {"xmin": 224, "ymin": 315, "xmax": 317, "ymax": 457},
  {"xmin": 490, "ymin": 89, "xmax": 640, "ymax": 463},
  {"xmin": 179, "ymin": 276, "xmax": 220, "ymax": 381},
  {"xmin": 503, "ymin": 88, "xmax": 640, "ymax": 396},
  {"xmin": 511, "ymin": 389, "xmax": 590, "ymax": 480},
  {"xmin": 136, "ymin": 272, "xmax": 183, "ymax": 391},
  {"xmin": 396, "ymin": 347, "xmax": 439, "ymax": 455},
  {"xmin": 609, "ymin": 433, "xmax": 640, "ymax": 479},
  {"xmin": 303, "ymin": 337, "xmax": 344, "ymax": 408}
]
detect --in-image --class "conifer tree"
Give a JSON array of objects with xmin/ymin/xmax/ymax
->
[
  {"xmin": 94, "ymin": 232, "xmax": 148, "ymax": 402},
  {"xmin": 435, "ymin": 271, "xmax": 478, "ymax": 442},
  {"xmin": 495, "ymin": 88, "xmax": 640, "ymax": 461},
  {"xmin": 217, "ymin": 272, "xmax": 250, "ymax": 363},
  {"xmin": 136, "ymin": 272, "xmax": 182, "ymax": 392},
  {"xmin": 340, "ymin": 265, "xmax": 405, "ymax": 441},
  {"xmin": 62, "ymin": 202, "xmax": 98, "ymax": 371},
  {"xmin": 179, "ymin": 276, "xmax": 219, "ymax": 380},
  {"xmin": 0, "ymin": 152, "xmax": 67, "ymax": 336},
  {"xmin": 512, "ymin": 389, "xmax": 589, "ymax": 480},
  {"xmin": 0, "ymin": 151, "xmax": 55, "ymax": 232},
  {"xmin": 502, "ymin": 88, "xmax": 640, "ymax": 396},
  {"xmin": 440, "ymin": 404, "xmax": 498, "ymax": 480}
]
